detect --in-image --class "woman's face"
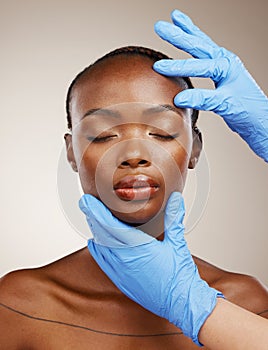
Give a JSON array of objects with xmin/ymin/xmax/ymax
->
[{"xmin": 67, "ymin": 56, "xmax": 199, "ymax": 231}]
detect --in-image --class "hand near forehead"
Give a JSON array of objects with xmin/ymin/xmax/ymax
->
[
  {"xmin": 79, "ymin": 192, "xmax": 223, "ymax": 346},
  {"xmin": 153, "ymin": 10, "xmax": 268, "ymax": 162}
]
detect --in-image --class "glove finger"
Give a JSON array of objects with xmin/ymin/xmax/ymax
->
[
  {"xmin": 153, "ymin": 58, "xmax": 229, "ymax": 83},
  {"xmin": 88, "ymin": 239, "xmax": 141, "ymax": 303},
  {"xmin": 164, "ymin": 192, "xmax": 186, "ymax": 246},
  {"xmin": 154, "ymin": 21, "xmax": 224, "ymax": 59},
  {"xmin": 88, "ymin": 239, "xmax": 116, "ymax": 274},
  {"xmin": 79, "ymin": 194, "xmax": 154, "ymax": 248},
  {"xmin": 174, "ymin": 89, "xmax": 220, "ymax": 112},
  {"xmin": 88, "ymin": 240, "xmax": 126, "ymax": 290},
  {"xmin": 171, "ymin": 10, "xmax": 218, "ymax": 48}
]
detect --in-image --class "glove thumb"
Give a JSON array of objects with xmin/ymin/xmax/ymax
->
[
  {"xmin": 164, "ymin": 192, "xmax": 186, "ymax": 246},
  {"xmin": 79, "ymin": 194, "xmax": 154, "ymax": 248}
]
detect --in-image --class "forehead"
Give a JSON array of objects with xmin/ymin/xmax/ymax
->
[{"xmin": 70, "ymin": 55, "xmax": 186, "ymax": 124}]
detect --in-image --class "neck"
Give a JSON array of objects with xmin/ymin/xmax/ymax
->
[{"xmin": 136, "ymin": 210, "xmax": 165, "ymax": 239}]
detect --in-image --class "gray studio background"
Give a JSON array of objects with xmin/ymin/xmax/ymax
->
[{"xmin": 1, "ymin": 0, "xmax": 268, "ymax": 284}]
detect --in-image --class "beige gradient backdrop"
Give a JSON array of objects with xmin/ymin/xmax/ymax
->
[{"xmin": 0, "ymin": 0, "xmax": 267, "ymax": 284}]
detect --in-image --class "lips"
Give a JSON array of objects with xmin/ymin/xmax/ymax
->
[{"xmin": 114, "ymin": 175, "xmax": 160, "ymax": 201}]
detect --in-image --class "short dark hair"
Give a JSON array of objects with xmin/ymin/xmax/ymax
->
[{"xmin": 65, "ymin": 46, "xmax": 199, "ymax": 130}]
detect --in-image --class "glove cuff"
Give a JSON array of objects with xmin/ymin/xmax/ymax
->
[
  {"xmin": 172, "ymin": 270, "xmax": 225, "ymax": 347},
  {"xmin": 191, "ymin": 288, "xmax": 224, "ymax": 347}
]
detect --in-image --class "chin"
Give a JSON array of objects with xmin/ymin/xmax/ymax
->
[
  {"xmin": 110, "ymin": 208, "xmax": 155, "ymax": 225},
  {"xmin": 110, "ymin": 205, "xmax": 165, "ymax": 238}
]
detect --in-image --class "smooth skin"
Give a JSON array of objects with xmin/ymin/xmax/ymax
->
[
  {"xmin": 0, "ymin": 56, "xmax": 267, "ymax": 349},
  {"xmin": 199, "ymin": 298, "xmax": 268, "ymax": 350}
]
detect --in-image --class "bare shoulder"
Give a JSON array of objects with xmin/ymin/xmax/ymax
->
[
  {"xmin": 0, "ymin": 249, "xmax": 87, "ymax": 349},
  {"xmin": 0, "ymin": 267, "xmax": 51, "ymax": 348},
  {"xmin": 194, "ymin": 256, "xmax": 268, "ymax": 318},
  {"xmin": 214, "ymin": 270, "xmax": 268, "ymax": 317},
  {"xmin": 0, "ymin": 267, "xmax": 49, "ymax": 299},
  {"xmin": 0, "ymin": 248, "xmax": 87, "ymax": 309}
]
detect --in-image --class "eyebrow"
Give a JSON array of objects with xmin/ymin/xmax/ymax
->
[
  {"xmin": 142, "ymin": 104, "xmax": 183, "ymax": 118},
  {"xmin": 82, "ymin": 108, "xmax": 121, "ymax": 120},
  {"xmin": 82, "ymin": 104, "xmax": 184, "ymax": 120}
]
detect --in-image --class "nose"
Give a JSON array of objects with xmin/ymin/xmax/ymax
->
[
  {"xmin": 117, "ymin": 139, "xmax": 152, "ymax": 169},
  {"xmin": 120, "ymin": 158, "xmax": 150, "ymax": 168}
]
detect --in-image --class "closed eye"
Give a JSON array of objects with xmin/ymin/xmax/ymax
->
[
  {"xmin": 87, "ymin": 135, "xmax": 118, "ymax": 143},
  {"xmin": 149, "ymin": 133, "xmax": 178, "ymax": 140}
]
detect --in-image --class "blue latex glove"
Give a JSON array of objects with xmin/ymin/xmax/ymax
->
[
  {"xmin": 153, "ymin": 10, "xmax": 268, "ymax": 162},
  {"xmin": 79, "ymin": 192, "xmax": 224, "ymax": 346}
]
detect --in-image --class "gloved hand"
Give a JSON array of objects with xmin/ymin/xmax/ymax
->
[
  {"xmin": 79, "ymin": 192, "xmax": 224, "ymax": 346},
  {"xmin": 153, "ymin": 10, "xmax": 268, "ymax": 162}
]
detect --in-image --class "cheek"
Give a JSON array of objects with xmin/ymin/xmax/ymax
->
[
  {"xmin": 73, "ymin": 141, "xmax": 108, "ymax": 195},
  {"xmin": 173, "ymin": 150, "xmax": 190, "ymax": 191},
  {"xmin": 77, "ymin": 157, "xmax": 96, "ymax": 195},
  {"xmin": 159, "ymin": 148, "xmax": 189, "ymax": 195},
  {"xmin": 77, "ymin": 144, "xmax": 121, "ymax": 197},
  {"xmin": 156, "ymin": 137, "xmax": 192, "ymax": 194}
]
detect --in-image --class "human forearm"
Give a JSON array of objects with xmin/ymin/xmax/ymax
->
[{"xmin": 199, "ymin": 298, "xmax": 268, "ymax": 350}]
